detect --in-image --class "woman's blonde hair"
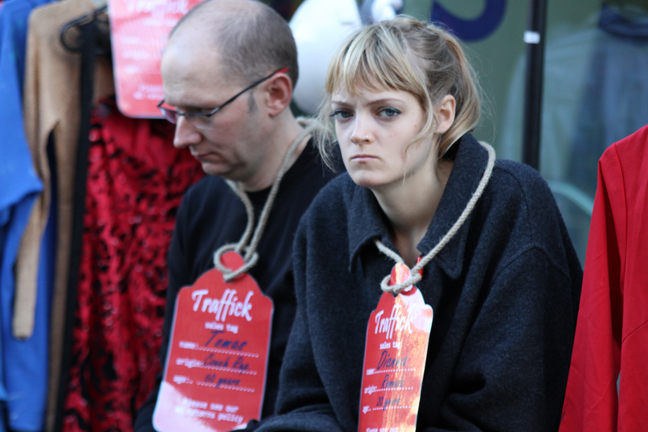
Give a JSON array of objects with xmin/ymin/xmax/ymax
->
[{"xmin": 317, "ymin": 16, "xmax": 481, "ymax": 166}]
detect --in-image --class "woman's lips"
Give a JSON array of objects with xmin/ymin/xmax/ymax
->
[{"xmin": 351, "ymin": 154, "xmax": 378, "ymax": 161}]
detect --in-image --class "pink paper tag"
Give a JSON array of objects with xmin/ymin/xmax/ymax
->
[
  {"xmin": 153, "ymin": 252, "xmax": 274, "ymax": 432},
  {"xmin": 358, "ymin": 264, "xmax": 433, "ymax": 432},
  {"xmin": 107, "ymin": 0, "xmax": 204, "ymax": 118}
]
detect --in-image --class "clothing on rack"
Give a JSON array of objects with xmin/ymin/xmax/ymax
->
[
  {"xmin": 62, "ymin": 100, "xmax": 203, "ymax": 432},
  {"xmin": 18, "ymin": 1, "xmax": 115, "ymax": 429},
  {"xmin": 0, "ymin": 0, "xmax": 55, "ymax": 429},
  {"xmin": 55, "ymin": 14, "xmax": 107, "ymax": 432},
  {"xmin": 560, "ymin": 125, "xmax": 648, "ymax": 432}
]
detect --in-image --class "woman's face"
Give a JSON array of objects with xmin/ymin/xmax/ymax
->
[{"xmin": 331, "ymin": 84, "xmax": 434, "ymax": 190}]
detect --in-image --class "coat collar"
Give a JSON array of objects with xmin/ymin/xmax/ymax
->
[{"xmin": 347, "ymin": 133, "xmax": 490, "ymax": 279}]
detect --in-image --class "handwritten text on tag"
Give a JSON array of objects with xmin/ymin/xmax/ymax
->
[
  {"xmin": 153, "ymin": 252, "xmax": 273, "ymax": 432},
  {"xmin": 358, "ymin": 264, "xmax": 433, "ymax": 432}
]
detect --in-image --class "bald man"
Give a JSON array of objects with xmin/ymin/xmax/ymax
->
[{"xmin": 134, "ymin": 1, "xmax": 336, "ymax": 430}]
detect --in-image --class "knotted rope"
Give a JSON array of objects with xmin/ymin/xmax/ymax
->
[
  {"xmin": 377, "ymin": 142, "xmax": 496, "ymax": 294},
  {"xmin": 213, "ymin": 118, "xmax": 320, "ymax": 281}
]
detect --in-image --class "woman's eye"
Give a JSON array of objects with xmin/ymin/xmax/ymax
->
[
  {"xmin": 330, "ymin": 109, "xmax": 353, "ymax": 120},
  {"xmin": 378, "ymin": 107, "xmax": 401, "ymax": 118}
]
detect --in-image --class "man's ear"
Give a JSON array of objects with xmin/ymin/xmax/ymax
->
[
  {"xmin": 434, "ymin": 95, "xmax": 456, "ymax": 134},
  {"xmin": 263, "ymin": 73, "xmax": 293, "ymax": 117}
]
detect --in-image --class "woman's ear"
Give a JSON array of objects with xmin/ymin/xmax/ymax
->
[
  {"xmin": 434, "ymin": 95, "xmax": 456, "ymax": 134},
  {"xmin": 263, "ymin": 74, "xmax": 293, "ymax": 117}
]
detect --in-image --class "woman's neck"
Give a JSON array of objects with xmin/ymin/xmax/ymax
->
[{"xmin": 372, "ymin": 158, "xmax": 453, "ymax": 267}]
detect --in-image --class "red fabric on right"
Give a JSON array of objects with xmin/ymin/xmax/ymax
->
[{"xmin": 560, "ymin": 125, "xmax": 648, "ymax": 432}]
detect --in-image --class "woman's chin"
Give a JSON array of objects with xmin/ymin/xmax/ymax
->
[{"xmin": 349, "ymin": 172, "xmax": 389, "ymax": 189}]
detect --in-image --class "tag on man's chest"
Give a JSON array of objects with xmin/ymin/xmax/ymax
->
[
  {"xmin": 358, "ymin": 263, "xmax": 434, "ymax": 432},
  {"xmin": 153, "ymin": 252, "xmax": 273, "ymax": 432}
]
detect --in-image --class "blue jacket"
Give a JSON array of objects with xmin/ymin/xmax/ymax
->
[
  {"xmin": 259, "ymin": 133, "xmax": 583, "ymax": 432},
  {"xmin": 0, "ymin": 0, "xmax": 53, "ymax": 430}
]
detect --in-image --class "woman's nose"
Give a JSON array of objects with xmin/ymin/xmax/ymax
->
[{"xmin": 349, "ymin": 118, "xmax": 373, "ymax": 145}]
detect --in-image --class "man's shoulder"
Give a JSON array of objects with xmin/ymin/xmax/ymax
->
[
  {"xmin": 298, "ymin": 173, "xmax": 357, "ymax": 229},
  {"xmin": 181, "ymin": 175, "xmax": 228, "ymax": 203},
  {"xmin": 287, "ymin": 139, "xmax": 340, "ymax": 188},
  {"xmin": 176, "ymin": 175, "xmax": 233, "ymax": 222}
]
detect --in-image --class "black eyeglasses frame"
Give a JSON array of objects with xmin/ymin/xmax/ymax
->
[{"xmin": 157, "ymin": 67, "xmax": 289, "ymax": 124}]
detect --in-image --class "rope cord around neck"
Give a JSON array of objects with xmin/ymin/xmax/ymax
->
[
  {"xmin": 376, "ymin": 141, "xmax": 496, "ymax": 294},
  {"xmin": 213, "ymin": 118, "xmax": 319, "ymax": 281}
]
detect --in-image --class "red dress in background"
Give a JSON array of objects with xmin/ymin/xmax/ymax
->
[
  {"xmin": 62, "ymin": 102, "xmax": 203, "ymax": 432},
  {"xmin": 560, "ymin": 125, "xmax": 648, "ymax": 432}
]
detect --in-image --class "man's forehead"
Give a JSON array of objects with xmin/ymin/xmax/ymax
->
[
  {"xmin": 162, "ymin": 29, "xmax": 224, "ymax": 74},
  {"xmin": 161, "ymin": 46, "xmax": 238, "ymax": 108},
  {"xmin": 169, "ymin": 16, "xmax": 211, "ymax": 43},
  {"xmin": 165, "ymin": 22, "xmax": 219, "ymax": 58},
  {"xmin": 160, "ymin": 1, "xmax": 257, "ymax": 106}
]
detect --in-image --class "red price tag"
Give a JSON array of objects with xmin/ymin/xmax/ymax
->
[
  {"xmin": 358, "ymin": 264, "xmax": 433, "ymax": 432},
  {"xmin": 107, "ymin": 0, "xmax": 204, "ymax": 118},
  {"xmin": 153, "ymin": 252, "xmax": 273, "ymax": 432}
]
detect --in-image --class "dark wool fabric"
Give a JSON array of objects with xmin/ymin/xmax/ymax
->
[
  {"xmin": 134, "ymin": 140, "xmax": 337, "ymax": 432},
  {"xmin": 257, "ymin": 134, "xmax": 583, "ymax": 432}
]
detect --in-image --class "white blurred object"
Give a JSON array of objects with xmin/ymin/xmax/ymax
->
[
  {"xmin": 371, "ymin": 0, "xmax": 402, "ymax": 22},
  {"xmin": 290, "ymin": 0, "xmax": 361, "ymax": 113}
]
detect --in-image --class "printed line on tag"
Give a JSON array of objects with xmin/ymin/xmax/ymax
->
[
  {"xmin": 175, "ymin": 358, "xmax": 257, "ymax": 375},
  {"xmin": 370, "ymin": 406, "xmax": 411, "ymax": 411},
  {"xmin": 179, "ymin": 343, "xmax": 260, "ymax": 358},
  {"xmin": 364, "ymin": 386, "xmax": 414, "ymax": 394},
  {"xmin": 197, "ymin": 382, "xmax": 256, "ymax": 392},
  {"xmin": 366, "ymin": 368, "xmax": 415, "ymax": 375}
]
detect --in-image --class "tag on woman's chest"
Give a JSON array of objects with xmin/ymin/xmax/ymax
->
[
  {"xmin": 153, "ymin": 252, "xmax": 274, "ymax": 432},
  {"xmin": 358, "ymin": 263, "xmax": 434, "ymax": 432}
]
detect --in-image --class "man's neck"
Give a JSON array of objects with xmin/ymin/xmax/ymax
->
[{"xmin": 239, "ymin": 113, "xmax": 308, "ymax": 192}]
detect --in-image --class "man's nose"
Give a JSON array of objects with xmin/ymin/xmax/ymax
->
[{"xmin": 173, "ymin": 116, "xmax": 202, "ymax": 149}]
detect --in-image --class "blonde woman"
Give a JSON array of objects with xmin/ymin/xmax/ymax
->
[{"xmin": 257, "ymin": 17, "xmax": 582, "ymax": 432}]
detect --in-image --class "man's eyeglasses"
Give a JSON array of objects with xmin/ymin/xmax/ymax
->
[{"xmin": 157, "ymin": 67, "xmax": 289, "ymax": 129}]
